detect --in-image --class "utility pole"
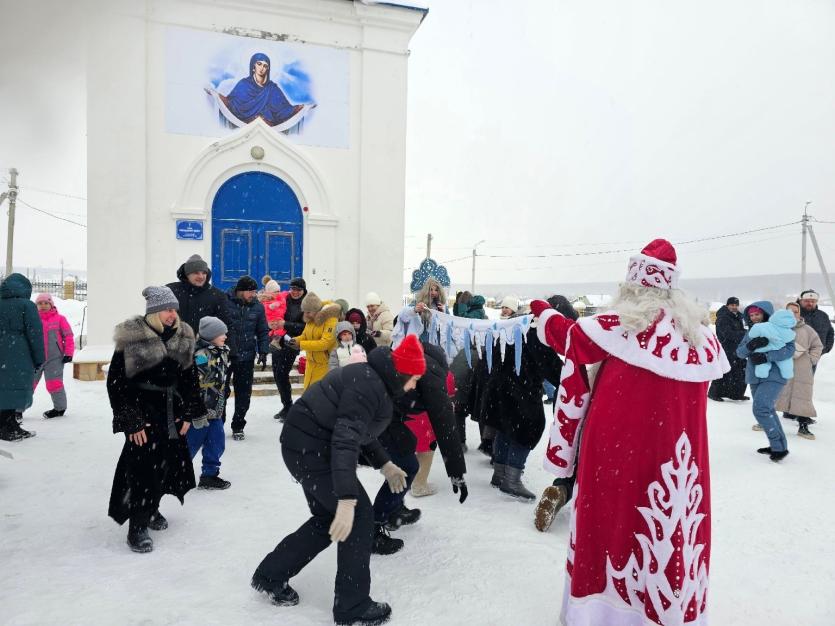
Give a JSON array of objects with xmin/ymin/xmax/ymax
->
[
  {"xmin": 426, "ymin": 233, "xmax": 433, "ymax": 259},
  {"xmin": 807, "ymin": 224, "xmax": 835, "ymax": 308},
  {"xmin": 60, "ymin": 258, "xmax": 65, "ymax": 284},
  {"xmin": 801, "ymin": 201, "xmax": 811, "ymax": 290},
  {"xmin": 471, "ymin": 239, "xmax": 485, "ymax": 293},
  {"xmin": 2, "ymin": 168, "xmax": 18, "ymax": 277}
]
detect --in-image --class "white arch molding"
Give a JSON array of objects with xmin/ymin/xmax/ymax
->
[{"xmin": 170, "ymin": 118, "xmax": 338, "ymax": 285}]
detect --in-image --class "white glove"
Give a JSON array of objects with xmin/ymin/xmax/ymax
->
[
  {"xmin": 192, "ymin": 414, "xmax": 209, "ymax": 429},
  {"xmin": 381, "ymin": 461, "xmax": 408, "ymax": 494},
  {"xmin": 329, "ymin": 499, "xmax": 357, "ymax": 543}
]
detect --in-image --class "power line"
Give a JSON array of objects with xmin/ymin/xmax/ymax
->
[
  {"xmin": 23, "ymin": 185, "xmax": 87, "ymax": 201},
  {"xmin": 17, "ymin": 198, "xmax": 87, "ymax": 228},
  {"xmin": 478, "ymin": 221, "xmax": 800, "ymax": 259}
]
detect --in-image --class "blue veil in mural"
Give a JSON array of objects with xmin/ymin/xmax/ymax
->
[{"xmin": 224, "ymin": 53, "xmax": 299, "ymax": 126}]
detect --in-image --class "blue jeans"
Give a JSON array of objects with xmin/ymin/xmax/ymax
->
[
  {"xmin": 493, "ymin": 432, "xmax": 530, "ymax": 470},
  {"xmin": 750, "ymin": 381, "xmax": 788, "ymax": 453},
  {"xmin": 373, "ymin": 447, "xmax": 419, "ymax": 525},
  {"xmin": 542, "ymin": 380, "xmax": 556, "ymax": 401},
  {"xmin": 186, "ymin": 418, "xmax": 226, "ymax": 477}
]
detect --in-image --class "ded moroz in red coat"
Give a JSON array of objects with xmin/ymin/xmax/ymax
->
[{"xmin": 537, "ymin": 302, "xmax": 729, "ymax": 626}]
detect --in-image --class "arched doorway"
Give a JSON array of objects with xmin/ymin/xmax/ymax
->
[{"xmin": 211, "ymin": 171, "xmax": 303, "ymax": 292}]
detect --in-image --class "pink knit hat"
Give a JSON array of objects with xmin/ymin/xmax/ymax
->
[{"xmin": 35, "ymin": 293, "xmax": 55, "ymax": 307}]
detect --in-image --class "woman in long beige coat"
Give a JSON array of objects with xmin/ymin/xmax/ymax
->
[{"xmin": 776, "ymin": 302, "xmax": 823, "ymax": 440}]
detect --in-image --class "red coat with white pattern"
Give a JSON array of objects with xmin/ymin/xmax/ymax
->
[{"xmin": 537, "ymin": 307, "xmax": 728, "ymax": 626}]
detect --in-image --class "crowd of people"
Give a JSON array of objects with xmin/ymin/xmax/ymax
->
[{"xmin": 0, "ymin": 243, "xmax": 832, "ymax": 626}]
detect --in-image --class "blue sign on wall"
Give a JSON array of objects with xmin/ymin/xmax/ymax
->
[{"xmin": 176, "ymin": 220, "xmax": 204, "ymax": 240}]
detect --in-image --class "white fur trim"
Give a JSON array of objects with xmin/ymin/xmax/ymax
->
[
  {"xmin": 578, "ymin": 309, "xmax": 729, "ymax": 382},
  {"xmin": 536, "ymin": 308, "xmax": 560, "ymax": 346},
  {"xmin": 625, "ymin": 253, "xmax": 680, "ymax": 290}
]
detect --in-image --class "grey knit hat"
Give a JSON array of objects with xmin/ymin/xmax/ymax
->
[
  {"xmin": 183, "ymin": 254, "xmax": 209, "ymax": 275},
  {"xmin": 142, "ymin": 286, "xmax": 180, "ymax": 314},
  {"xmin": 199, "ymin": 316, "xmax": 228, "ymax": 341}
]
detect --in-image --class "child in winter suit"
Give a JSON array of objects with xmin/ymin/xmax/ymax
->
[
  {"xmin": 261, "ymin": 280, "xmax": 288, "ymax": 350},
  {"xmin": 328, "ymin": 321, "xmax": 365, "ymax": 370},
  {"xmin": 33, "ymin": 293, "xmax": 74, "ymax": 418},
  {"xmin": 186, "ymin": 316, "xmax": 232, "ymax": 490},
  {"xmin": 748, "ymin": 309, "xmax": 796, "ymax": 380}
]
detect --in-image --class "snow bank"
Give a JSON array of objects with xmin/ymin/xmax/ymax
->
[{"xmin": 2, "ymin": 360, "xmax": 834, "ymax": 624}]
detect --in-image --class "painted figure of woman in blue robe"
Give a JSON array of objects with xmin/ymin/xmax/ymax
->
[{"xmin": 221, "ymin": 53, "xmax": 304, "ymax": 126}]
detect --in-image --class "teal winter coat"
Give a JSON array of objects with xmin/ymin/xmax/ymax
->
[{"xmin": 0, "ymin": 274, "xmax": 45, "ymax": 409}]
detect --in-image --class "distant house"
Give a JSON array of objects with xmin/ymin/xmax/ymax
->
[{"xmin": 572, "ymin": 294, "xmax": 612, "ymax": 317}]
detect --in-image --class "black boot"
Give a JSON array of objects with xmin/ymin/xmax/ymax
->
[
  {"xmin": 769, "ymin": 450, "xmax": 789, "ymax": 462},
  {"xmin": 798, "ymin": 423, "xmax": 815, "ymax": 440},
  {"xmin": 127, "ymin": 523, "xmax": 153, "ymax": 553},
  {"xmin": 707, "ymin": 392, "xmax": 724, "ymax": 402},
  {"xmin": 757, "ymin": 447, "xmax": 772, "ymax": 455},
  {"xmin": 384, "ymin": 504, "xmax": 421, "ymax": 531},
  {"xmin": 251, "ymin": 571, "xmax": 300, "ymax": 606},
  {"xmin": 199, "ymin": 475, "xmax": 232, "ymax": 490},
  {"xmin": 371, "ymin": 524, "xmax": 403, "ymax": 555},
  {"xmin": 149, "ymin": 511, "xmax": 168, "ymax": 531},
  {"xmin": 43, "ymin": 409, "xmax": 66, "ymax": 419},
  {"xmin": 0, "ymin": 410, "xmax": 35, "ymax": 442},
  {"xmin": 335, "ymin": 601, "xmax": 392, "ymax": 626},
  {"xmin": 273, "ymin": 405, "xmax": 291, "ymax": 421}
]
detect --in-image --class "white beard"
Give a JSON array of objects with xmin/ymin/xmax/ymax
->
[{"xmin": 611, "ymin": 283, "xmax": 710, "ymax": 347}]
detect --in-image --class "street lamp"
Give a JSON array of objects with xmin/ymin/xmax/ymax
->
[{"xmin": 471, "ymin": 239, "xmax": 486, "ymax": 293}]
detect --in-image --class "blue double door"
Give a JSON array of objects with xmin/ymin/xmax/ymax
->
[{"xmin": 211, "ymin": 172, "xmax": 303, "ymax": 292}]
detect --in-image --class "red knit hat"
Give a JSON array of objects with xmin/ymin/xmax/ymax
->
[
  {"xmin": 391, "ymin": 335, "xmax": 426, "ymax": 376},
  {"xmin": 346, "ymin": 310, "xmax": 365, "ymax": 325}
]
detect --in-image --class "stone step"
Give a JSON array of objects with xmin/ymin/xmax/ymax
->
[
  {"xmin": 252, "ymin": 372, "xmax": 303, "ymax": 384},
  {"xmin": 250, "ymin": 382, "xmax": 305, "ymax": 397}
]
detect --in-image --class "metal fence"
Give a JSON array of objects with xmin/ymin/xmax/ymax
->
[{"xmin": 29, "ymin": 280, "xmax": 88, "ymax": 302}]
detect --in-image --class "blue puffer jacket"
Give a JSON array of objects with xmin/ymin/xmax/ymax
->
[
  {"xmin": 736, "ymin": 301, "xmax": 795, "ymax": 384},
  {"xmin": 225, "ymin": 292, "xmax": 269, "ymax": 362}
]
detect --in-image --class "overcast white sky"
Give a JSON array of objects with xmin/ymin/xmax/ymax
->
[
  {"xmin": 1, "ymin": 0, "xmax": 833, "ymax": 284},
  {"xmin": 403, "ymin": 0, "xmax": 835, "ymax": 284}
]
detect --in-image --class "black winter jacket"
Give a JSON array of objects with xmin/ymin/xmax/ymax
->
[
  {"xmin": 166, "ymin": 266, "xmax": 230, "ymax": 337},
  {"xmin": 106, "ymin": 317, "xmax": 204, "ymax": 434},
  {"xmin": 396, "ymin": 342, "xmax": 466, "ymax": 478},
  {"xmin": 800, "ymin": 306, "xmax": 834, "ymax": 354},
  {"xmin": 475, "ymin": 325, "xmax": 563, "ymax": 449},
  {"xmin": 283, "ymin": 291, "xmax": 308, "ymax": 338},
  {"xmin": 281, "ymin": 347, "xmax": 403, "ymax": 499},
  {"xmin": 714, "ymin": 305, "xmax": 747, "ymax": 359},
  {"xmin": 225, "ymin": 292, "xmax": 269, "ymax": 361}
]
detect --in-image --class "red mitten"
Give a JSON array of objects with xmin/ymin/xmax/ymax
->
[
  {"xmin": 529, "ymin": 300, "xmax": 552, "ymax": 318},
  {"xmin": 297, "ymin": 356, "xmax": 307, "ymax": 375}
]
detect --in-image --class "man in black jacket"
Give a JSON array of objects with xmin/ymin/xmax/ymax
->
[
  {"xmin": 224, "ymin": 276, "xmax": 269, "ymax": 440},
  {"xmin": 271, "ymin": 277, "xmax": 307, "ymax": 421},
  {"xmin": 709, "ymin": 297, "xmax": 749, "ymax": 401},
  {"xmin": 166, "ymin": 254, "xmax": 230, "ymax": 339},
  {"xmin": 371, "ymin": 341, "xmax": 468, "ymax": 555},
  {"xmin": 250, "ymin": 336, "xmax": 426, "ymax": 626},
  {"xmin": 799, "ymin": 289, "xmax": 834, "ymax": 359}
]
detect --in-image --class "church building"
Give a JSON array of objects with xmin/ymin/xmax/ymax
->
[{"xmin": 84, "ymin": 0, "xmax": 425, "ymax": 347}]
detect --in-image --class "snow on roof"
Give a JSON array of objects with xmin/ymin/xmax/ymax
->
[{"xmin": 356, "ymin": 0, "xmax": 429, "ymax": 13}]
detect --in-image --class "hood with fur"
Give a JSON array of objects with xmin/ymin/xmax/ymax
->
[
  {"xmin": 113, "ymin": 315, "xmax": 195, "ymax": 378},
  {"xmin": 313, "ymin": 302, "xmax": 343, "ymax": 326}
]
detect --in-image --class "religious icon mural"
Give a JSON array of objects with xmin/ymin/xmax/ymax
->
[{"xmin": 165, "ymin": 26, "xmax": 349, "ymax": 148}]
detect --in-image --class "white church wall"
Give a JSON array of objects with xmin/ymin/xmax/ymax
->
[{"xmin": 85, "ymin": 0, "xmax": 423, "ymax": 347}]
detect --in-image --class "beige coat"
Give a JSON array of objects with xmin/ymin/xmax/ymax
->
[
  {"xmin": 776, "ymin": 320, "xmax": 823, "ymax": 417},
  {"xmin": 367, "ymin": 302, "xmax": 394, "ymax": 347}
]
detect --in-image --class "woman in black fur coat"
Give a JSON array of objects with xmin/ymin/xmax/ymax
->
[{"xmin": 106, "ymin": 286, "xmax": 205, "ymax": 553}]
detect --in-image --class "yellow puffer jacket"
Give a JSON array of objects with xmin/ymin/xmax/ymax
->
[{"xmin": 296, "ymin": 302, "xmax": 342, "ymax": 389}]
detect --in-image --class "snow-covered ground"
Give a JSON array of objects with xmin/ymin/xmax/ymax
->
[{"xmin": 2, "ymin": 360, "xmax": 834, "ymax": 625}]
